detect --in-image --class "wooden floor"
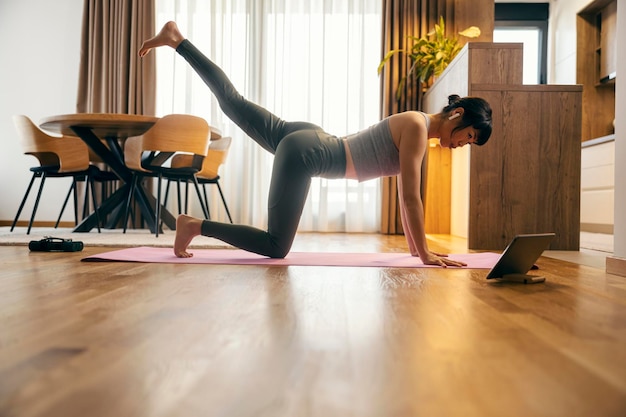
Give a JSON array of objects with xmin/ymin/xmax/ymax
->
[{"xmin": 1, "ymin": 233, "xmax": 625, "ymax": 417}]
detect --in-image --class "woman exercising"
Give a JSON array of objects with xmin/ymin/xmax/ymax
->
[{"xmin": 139, "ymin": 21, "xmax": 492, "ymax": 267}]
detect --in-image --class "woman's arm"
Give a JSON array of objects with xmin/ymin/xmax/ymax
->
[
  {"xmin": 392, "ymin": 112, "xmax": 466, "ymax": 267},
  {"xmin": 397, "ymin": 144, "xmax": 432, "ymax": 261},
  {"xmin": 397, "ymin": 176, "xmax": 419, "ymax": 256}
]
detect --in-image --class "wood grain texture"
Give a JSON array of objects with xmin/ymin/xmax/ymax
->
[
  {"xmin": 1, "ymin": 234, "xmax": 625, "ymax": 417},
  {"xmin": 424, "ymin": 43, "xmax": 523, "ymax": 112},
  {"xmin": 425, "ymin": 140, "xmax": 451, "ymax": 234},
  {"xmin": 576, "ymin": 4, "xmax": 616, "ymax": 141},
  {"xmin": 453, "ymin": 0, "xmax": 494, "ymax": 43},
  {"xmin": 40, "ymin": 113, "xmax": 159, "ymax": 139},
  {"xmin": 469, "ymin": 84, "xmax": 582, "ymax": 251},
  {"xmin": 422, "ymin": 43, "xmax": 524, "ymax": 237},
  {"xmin": 599, "ymin": 1, "xmax": 617, "ymax": 80},
  {"xmin": 467, "ymin": 43, "xmax": 523, "ymax": 85},
  {"xmin": 13, "ymin": 115, "xmax": 92, "ymax": 173}
]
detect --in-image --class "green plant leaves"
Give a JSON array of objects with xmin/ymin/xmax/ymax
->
[{"xmin": 378, "ymin": 16, "xmax": 481, "ymax": 100}]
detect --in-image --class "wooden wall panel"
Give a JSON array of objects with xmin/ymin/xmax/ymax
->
[
  {"xmin": 469, "ymin": 84, "xmax": 583, "ymax": 250},
  {"xmin": 453, "ymin": 0, "xmax": 494, "ymax": 43},
  {"xmin": 425, "ymin": 140, "xmax": 451, "ymax": 234},
  {"xmin": 424, "ymin": 43, "xmax": 523, "ymax": 110},
  {"xmin": 600, "ymin": 1, "xmax": 617, "ymax": 79},
  {"xmin": 468, "ymin": 43, "xmax": 523, "ymax": 85},
  {"xmin": 422, "ymin": 43, "xmax": 523, "ymax": 235}
]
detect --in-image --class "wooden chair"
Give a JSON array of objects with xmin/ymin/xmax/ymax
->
[
  {"xmin": 165, "ymin": 136, "xmax": 233, "ymax": 223},
  {"xmin": 11, "ymin": 115, "xmax": 102, "ymax": 234},
  {"xmin": 122, "ymin": 114, "xmax": 211, "ymax": 236}
]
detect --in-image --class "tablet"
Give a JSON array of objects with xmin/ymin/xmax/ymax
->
[{"xmin": 486, "ymin": 233, "xmax": 555, "ymax": 283}]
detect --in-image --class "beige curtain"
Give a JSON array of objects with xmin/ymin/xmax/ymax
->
[
  {"xmin": 76, "ymin": 0, "xmax": 156, "ymax": 226},
  {"xmin": 379, "ymin": 0, "xmax": 451, "ymax": 234},
  {"xmin": 77, "ymin": 0, "xmax": 156, "ymax": 115}
]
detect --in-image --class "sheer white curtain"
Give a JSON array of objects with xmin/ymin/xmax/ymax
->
[{"xmin": 154, "ymin": 0, "xmax": 382, "ymax": 232}]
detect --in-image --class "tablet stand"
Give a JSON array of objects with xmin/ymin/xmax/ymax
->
[{"xmin": 498, "ymin": 274, "xmax": 546, "ymax": 284}]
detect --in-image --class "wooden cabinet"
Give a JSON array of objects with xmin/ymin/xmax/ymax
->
[
  {"xmin": 577, "ymin": 0, "xmax": 616, "ymax": 142},
  {"xmin": 469, "ymin": 84, "xmax": 582, "ymax": 251},
  {"xmin": 599, "ymin": 1, "xmax": 617, "ymax": 81},
  {"xmin": 423, "ymin": 43, "xmax": 582, "ymax": 250},
  {"xmin": 423, "ymin": 43, "xmax": 523, "ymax": 236}
]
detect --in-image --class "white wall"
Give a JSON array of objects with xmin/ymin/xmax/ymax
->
[
  {"xmin": 0, "ymin": 0, "xmax": 83, "ymax": 224},
  {"xmin": 548, "ymin": 0, "xmax": 589, "ymax": 84}
]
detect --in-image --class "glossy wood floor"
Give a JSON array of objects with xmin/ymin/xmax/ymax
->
[{"xmin": 1, "ymin": 233, "xmax": 625, "ymax": 417}]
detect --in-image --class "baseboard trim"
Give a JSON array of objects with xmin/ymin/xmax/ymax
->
[
  {"xmin": 607, "ymin": 256, "xmax": 626, "ymax": 277},
  {"xmin": 0, "ymin": 220, "xmax": 75, "ymax": 228},
  {"xmin": 580, "ymin": 223, "xmax": 614, "ymax": 234}
]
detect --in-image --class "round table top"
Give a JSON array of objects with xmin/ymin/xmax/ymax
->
[
  {"xmin": 40, "ymin": 113, "xmax": 160, "ymax": 139},
  {"xmin": 40, "ymin": 113, "xmax": 222, "ymax": 139}
]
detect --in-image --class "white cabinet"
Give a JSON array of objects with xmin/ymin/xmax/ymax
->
[{"xmin": 580, "ymin": 136, "xmax": 614, "ymax": 252}]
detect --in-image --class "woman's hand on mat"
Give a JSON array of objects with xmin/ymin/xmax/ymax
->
[{"xmin": 420, "ymin": 251, "xmax": 467, "ymax": 268}]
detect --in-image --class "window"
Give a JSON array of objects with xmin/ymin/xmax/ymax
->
[
  {"xmin": 494, "ymin": 3, "xmax": 549, "ymax": 84},
  {"xmin": 155, "ymin": 0, "xmax": 382, "ymax": 232}
]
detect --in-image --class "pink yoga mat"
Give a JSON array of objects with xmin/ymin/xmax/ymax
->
[{"xmin": 83, "ymin": 246, "xmax": 501, "ymax": 268}]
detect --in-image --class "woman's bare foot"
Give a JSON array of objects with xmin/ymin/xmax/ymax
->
[
  {"xmin": 173, "ymin": 214, "xmax": 203, "ymax": 258},
  {"xmin": 139, "ymin": 21, "xmax": 185, "ymax": 57}
]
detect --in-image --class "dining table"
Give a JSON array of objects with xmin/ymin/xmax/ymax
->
[{"xmin": 40, "ymin": 113, "xmax": 221, "ymax": 233}]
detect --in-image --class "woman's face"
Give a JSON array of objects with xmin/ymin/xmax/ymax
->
[{"xmin": 440, "ymin": 124, "xmax": 478, "ymax": 149}]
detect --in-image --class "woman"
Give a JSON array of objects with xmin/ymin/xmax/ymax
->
[{"xmin": 139, "ymin": 21, "xmax": 492, "ymax": 267}]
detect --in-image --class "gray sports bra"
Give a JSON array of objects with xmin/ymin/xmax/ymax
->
[{"xmin": 344, "ymin": 112, "xmax": 429, "ymax": 182}]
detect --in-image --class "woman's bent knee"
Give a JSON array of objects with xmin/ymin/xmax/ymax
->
[{"xmin": 265, "ymin": 244, "xmax": 290, "ymax": 259}]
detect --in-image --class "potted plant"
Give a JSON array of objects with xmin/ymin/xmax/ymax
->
[{"xmin": 378, "ymin": 16, "xmax": 481, "ymax": 100}]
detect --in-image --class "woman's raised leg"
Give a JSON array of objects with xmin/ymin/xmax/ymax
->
[
  {"xmin": 142, "ymin": 22, "xmax": 323, "ymax": 258},
  {"xmin": 141, "ymin": 21, "xmax": 317, "ymax": 154},
  {"xmin": 174, "ymin": 39, "xmax": 309, "ymax": 154}
]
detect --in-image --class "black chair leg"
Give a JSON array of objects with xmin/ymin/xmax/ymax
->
[
  {"xmin": 11, "ymin": 173, "xmax": 38, "ymax": 232},
  {"xmin": 185, "ymin": 182, "xmax": 190, "ymax": 214},
  {"xmin": 201, "ymin": 184, "xmax": 211, "ymax": 220},
  {"xmin": 161, "ymin": 178, "xmax": 185, "ymax": 228},
  {"xmin": 88, "ymin": 176, "xmax": 102, "ymax": 233},
  {"xmin": 191, "ymin": 176, "xmax": 209, "ymax": 219},
  {"xmin": 27, "ymin": 173, "xmax": 47, "ymax": 235},
  {"xmin": 159, "ymin": 179, "xmax": 170, "ymax": 231},
  {"xmin": 82, "ymin": 176, "xmax": 90, "ymax": 222},
  {"xmin": 216, "ymin": 181, "xmax": 233, "ymax": 223},
  {"xmin": 163, "ymin": 179, "xmax": 172, "ymax": 210},
  {"xmin": 123, "ymin": 174, "xmax": 139, "ymax": 233},
  {"xmin": 155, "ymin": 174, "xmax": 163, "ymax": 237},
  {"xmin": 56, "ymin": 179, "xmax": 76, "ymax": 228},
  {"xmin": 75, "ymin": 177, "xmax": 81, "ymax": 224},
  {"xmin": 177, "ymin": 179, "xmax": 183, "ymax": 214}
]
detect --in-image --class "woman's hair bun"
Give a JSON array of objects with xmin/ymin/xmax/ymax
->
[{"xmin": 448, "ymin": 94, "xmax": 461, "ymax": 105}]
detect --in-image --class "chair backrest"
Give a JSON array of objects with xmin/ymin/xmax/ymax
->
[
  {"xmin": 199, "ymin": 136, "xmax": 232, "ymax": 179},
  {"xmin": 140, "ymin": 114, "xmax": 210, "ymax": 156},
  {"xmin": 13, "ymin": 115, "xmax": 90, "ymax": 172},
  {"xmin": 168, "ymin": 136, "xmax": 232, "ymax": 179}
]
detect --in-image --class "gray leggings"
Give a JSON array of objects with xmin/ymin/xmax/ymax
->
[{"xmin": 177, "ymin": 40, "xmax": 346, "ymax": 258}]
